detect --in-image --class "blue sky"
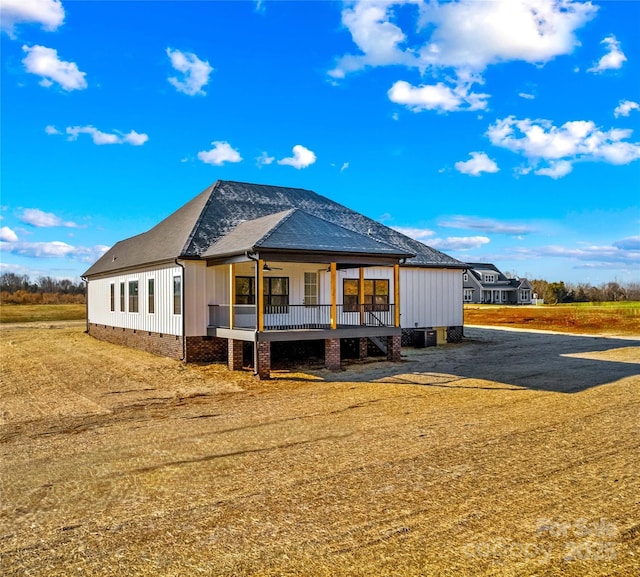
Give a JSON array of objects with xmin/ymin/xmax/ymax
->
[{"xmin": 1, "ymin": 0, "xmax": 639, "ymax": 285}]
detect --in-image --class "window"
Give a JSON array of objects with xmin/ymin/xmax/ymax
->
[
  {"xmin": 365, "ymin": 279, "xmax": 389, "ymax": 311},
  {"xmin": 343, "ymin": 278, "xmax": 389, "ymax": 312},
  {"xmin": 521, "ymin": 289, "xmax": 530, "ymax": 301},
  {"xmin": 110, "ymin": 283, "xmax": 115, "ymax": 312},
  {"xmin": 304, "ymin": 272, "xmax": 318, "ymax": 306},
  {"xmin": 463, "ymin": 273, "xmax": 468, "ymax": 282},
  {"xmin": 235, "ymin": 276, "xmax": 255, "ymax": 304},
  {"xmin": 128, "ymin": 281, "xmax": 139, "ymax": 313},
  {"xmin": 120, "ymin": 282, "xmax": 125, "ymax": 312},
  {"xmin": 343, "ymin": 279, "xmax": 359, "ymax": 312},
  {"xmin": 484, "ymin": 274, "xmax": 496, "ymax": 283},
  {"xmin": 148, "ymin": 278, "xmax": 155, "ymax": 314},
  {"xmin": 263, "ymin": 276, "xmax": 289, "ymax": 312},
  {"xmin": 173, "ymin": 275, "xmax": 181, "ymax": 315},
  {"xmin": 464, "ymin": 289, "xmax": 474, "ymax": 302}
]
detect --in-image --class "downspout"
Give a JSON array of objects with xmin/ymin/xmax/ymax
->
[
  {"xmin": 245, "ymin": 251, "xmax": 260, "ymax": 376},
  {"xmin": 81, "ymin": 275, "xmax": 88, "ymax": 333},
  {"xmin": 175, "ymin": 258, "xmax": 186, "ymax": 361}
]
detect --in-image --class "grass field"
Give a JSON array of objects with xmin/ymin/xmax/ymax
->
[
  {"xmin": 1, "ymin": 320, "xmax": 638, "ymax": 576},
  {"xmin": 464, "ymin": 302, "xmax": 640, "ymax": 336},
  {"xmin": 0, "ymin": 303, "xmax": 86, "ymax": 323}
]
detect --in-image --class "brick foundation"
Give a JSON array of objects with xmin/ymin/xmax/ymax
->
[
  {"xmin": 325, "ymin": 338, "xmax": 341, "ymax": 371},
  {"xmin": 359, "ymin": 337, "xmax": 368, "ymax": 361},
  {"xmin": 88, "ymin": 323, "xmax": 227, "ymax": 362},
  {"xmin": 228, "ymin": 339, "xmax": 244, "ymax": 371},
  {"xmin": 387, "ymin": 335, "xmax": 402, "ymax": 362},
  {"xmin": 185, "ymin": 336, "xmax": 227, "ymax": 362},
  {"xmin": 88, "ymin": 323, "xmax": 182, "ymax": 359},
  {"xmin": 256, "ymin": 341, "xmax": 271, "ymax": 379}
]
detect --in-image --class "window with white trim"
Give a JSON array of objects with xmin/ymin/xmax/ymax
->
[
  {"xmin": 464, "ymin": 289, "xmax": 474, "ymax": 302},
  {"xmin": 173, "ymin": 275, "xmax": 181, "ymax": 315},
  {"xmin": 304, "ymin": 272, "xmax": 318, "ymax": 306},
  {"xmin": 148, "ymin": 278, "xmax": 155, "ymax": 314},
  {"xmin": 128, "ymin": 280, "xmax": 139, "ymax": 313}
]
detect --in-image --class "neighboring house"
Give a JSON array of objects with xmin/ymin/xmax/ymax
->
[
  {"xmin": 463, "ymin": 263, "xmax": 533, "ymax": 305},
  {"xmin": 83, "ymin": 180, "xmax": 466, "ymax": 378}
]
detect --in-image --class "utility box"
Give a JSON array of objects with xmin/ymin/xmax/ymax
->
[{"xmin": 414, "ymin": 329, "xmax": 437, "ymax": 348}]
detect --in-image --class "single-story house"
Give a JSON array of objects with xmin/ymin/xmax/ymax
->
[
  {"xmin": 463, "ymin": 262, "xmax": 533, "ymax": 305},
  {"xmin": 83, "ymin": 180, "xmax": 466, "ymax": 378}
]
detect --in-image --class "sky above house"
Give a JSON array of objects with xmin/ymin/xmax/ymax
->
[{"xmin": 1, "ymin": 0, "xmax": 639, "ymax": 286}]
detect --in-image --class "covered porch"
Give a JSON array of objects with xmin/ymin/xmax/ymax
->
[{"xmin": 201, "ymin": 208, "xmax": 414, "ymax": 378}]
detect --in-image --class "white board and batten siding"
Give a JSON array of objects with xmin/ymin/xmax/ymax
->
[
  {"xmin": 180, "ymin": 261, "xmax": 463, "ymax": 336},
  {"xmin": 87, "ymin": 263, "xmax": 183, "ymax": 336},
  {"xmin": 400, "ymin": 268, "xmax": 463, "ymax": 328}
]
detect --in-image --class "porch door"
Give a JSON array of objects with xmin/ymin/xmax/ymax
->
[{"xmin": 304, "ymin": 272, "xmax": 318, "ymax": 306}]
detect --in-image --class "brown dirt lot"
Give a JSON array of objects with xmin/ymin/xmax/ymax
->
[{"xmin": 1, "ymin": 322, "xmax": 639, "ymax": 576}]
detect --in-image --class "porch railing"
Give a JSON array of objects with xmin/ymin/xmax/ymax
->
[{"xmin": 209, "ymin": 304, "xmax": 396, "ymax": 330}]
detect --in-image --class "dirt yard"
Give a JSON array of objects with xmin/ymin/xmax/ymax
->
[{"xmin": 1, "ymin": 322, "xmax": 639, "ymax": 576}]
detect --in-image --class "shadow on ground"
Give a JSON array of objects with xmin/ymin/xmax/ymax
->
[{"xmin": 304, "ymin": 327, "xmax": 640, "ymax": 393}]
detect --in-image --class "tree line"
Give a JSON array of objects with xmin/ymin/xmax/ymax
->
[
  {"xmin": 0, "ymin": 273, "xmax": 86, "ymax": 304},
  {"xmin": 530, "ymin": 279, "xmax": 640, "ymax": 304}
]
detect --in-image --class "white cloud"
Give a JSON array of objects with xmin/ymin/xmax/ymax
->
[
  {"xmin": 614, "ymin": 100, "xmax": 640, "ymax": 118},
  {"xmin": 430, "ymin": 236, "xmax": 491, "ymax": 251},
  {"xmin": 514, "ymin": 241, "xmax": 640, "ymax": 267},
  {"xmin": 391, "ymin": 226, "xmax": 435, "ymax": 241},
  {"xmin": 167, "ymin": 48, "xmax": 213, "ymax": 96},
  {"xmin": 534, "ymin": 160, "xmax": 574, "ymax": 179},
  {"xmin": 588, "ymin": 35, "xmax": 626, "ymax": 73},
  {"xmin": 329, "ymin": 1, "xmax": 417, "ymax": 79},
  {"xmin": 22, "ymin": 44, "xmax": 87, "ymax": 91},
  {"xmin": 122, "ymin": 130, "xmax": 149, "ymax": 146},
  {"xmin": 277, "ymin": 145, "xmax": 316, "ymax": 169},
  {"xmin": 519, "ymin": 92, "xmax": 535, "ymax": 100},
  {"xmin": 388, "ymin": 78, "xmax": 489, "ymax": 113},
  {"xmin": 64, "ymin": 125, "xmax": 149, "ymax": 146},
  {"xmin": 331, "ymin": 0, "xmax": 597, "ymax": 77},
  {"xmin": 418, "ymin": 0, "xmax": 597, "ymax": 71},
  {"xmin": 340, "ymin": 162, "xmax": 350, "ymax": 172},
  {"xmin": 439, "ymin": 216, "xmax": 535, "ymax": 235},
  {"xmin": 614, "ymin": 236, "xmax": 640, "ymax": 251},
  {"xmin": 454, "ymin": 152, "xmax": 499, "ymax": 176},
  {"xmin": 1, "ymin": 0, "xmax": 64, "ymax": 37},
  {"xmin": 197, "ymin": 141, "xmax": 242, "ymax": 166},
  {"xmin": 487, "ymin": 116, "xmax": 640, "ymax": 177},
  {"xmin": 0, "ymin": 226, "xmax": 19, "ymax": 242},
  {"xmin": 256, "ymin": 151, "xmax": 275, "ymax": 167},
  {"xmin": 19, "ymin": 208, "xmax": 79, "ymax": 228},
  {"xmin": 45, "ymin": 124, "xmax": 61, "ymax": 135},
  {"xmin": 0, "ymin": 240, "xmax": 109, "ymax": 261}
]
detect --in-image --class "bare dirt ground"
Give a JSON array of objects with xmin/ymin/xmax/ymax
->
[{"xmin": 1, "ymin": 322, "xmax": 639, "ymax": 576}]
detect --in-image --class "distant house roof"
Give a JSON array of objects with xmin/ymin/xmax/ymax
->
[
  {"xmin": 84, "ymin": 180, "xmax": 465, "ymax": 277},
  {"xmin": 465, "ymin": 262, "xmax": 531, "ymax": 289}
]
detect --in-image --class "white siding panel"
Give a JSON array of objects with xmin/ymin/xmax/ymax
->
[
  {"xmin": 87, "ymin": 264, "xmax": 183, "ymax": 335},
  {"xmin": 400, "ymin": 268, "xmax": 463, "ymax": 328},
  {"xmin": 185, "ymin": 261, "xmax": 208, "ymax": 337}
]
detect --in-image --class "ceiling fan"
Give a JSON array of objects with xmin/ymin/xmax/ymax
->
[{"xmin": 262, "ymin": 262, "xmax": 283, "ymax": 271}]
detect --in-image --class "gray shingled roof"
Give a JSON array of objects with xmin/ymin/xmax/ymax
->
[
  {"xmin": 84, "ymin": 180, "xmax": 465, "ymax": 277},
  {"xmin": 203, "ymin": 209, "xmax": 414, "ymax": 259}
]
